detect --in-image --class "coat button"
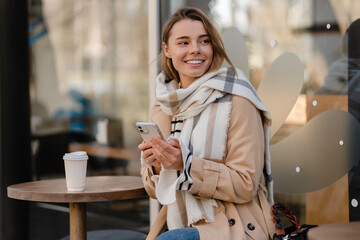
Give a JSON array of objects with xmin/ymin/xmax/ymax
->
[
  {"xmin": 228, "ymin": 219, "xmax": 236, "ymax": 227},
  {"xmin": 247, "ymin": 223, "xmax": 255, "ymax": 231}
]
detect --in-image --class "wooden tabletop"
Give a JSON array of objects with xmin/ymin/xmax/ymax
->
[
  {"xmin": 307, "ymin": 221, "xmax": 360, "ymax": 240},
  {"xmin": 7, "ymin": 176, "xmax": 147, "ymax": 203}
]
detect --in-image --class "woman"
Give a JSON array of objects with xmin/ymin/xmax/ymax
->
[{"xmin": 138, "ymin": 7, "xmax": 275, "ymax": 240}]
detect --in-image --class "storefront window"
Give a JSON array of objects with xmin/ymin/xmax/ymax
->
[
  {"xmin": 28, "ymin": 0, "xmax": 149, "ymax": 237},
  {"xmin": 27, "ymin": 0, "xmax": 360, "ymax": 237},
  {"xmin": 29, "ymin": 0, "xmax": 148, "ymax": 175},
  {"xmin": 162, "ymin": 0, "xmax": 360, "ymax": 224}
]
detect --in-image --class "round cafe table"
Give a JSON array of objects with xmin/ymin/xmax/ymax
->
[
  {"xmin": 307, "ymin": 221, "xmax": 360, "ymax": 240},
  {"xmin": 7, "ymin": 176, "xmax": 147, "ymax": 240}
]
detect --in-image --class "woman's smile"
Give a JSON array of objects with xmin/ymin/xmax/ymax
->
[{"xmin": 185, "ymin": 59, "xmax": 205, "ymax": 64}]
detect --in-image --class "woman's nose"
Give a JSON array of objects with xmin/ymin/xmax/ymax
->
[{"xmin": 190, "ymin": 42, "xmax": 200, "ymax": 54}]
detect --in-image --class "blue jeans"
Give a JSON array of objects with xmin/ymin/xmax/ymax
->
[{"xmin": 156, "ymin": 228, "xmax": 200, "ymax": 240}]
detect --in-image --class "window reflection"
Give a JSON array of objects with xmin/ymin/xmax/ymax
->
[
  {"xmin": 28, "ymin": 1, "xmax": 149, "ymax": 237},
  {"xmin": 29, "ymin": 0, "xmax": 149, "ymax": 186},
  {"xmin": 30, "ymin": 0, "xmax": 148, "ymax": 152}
]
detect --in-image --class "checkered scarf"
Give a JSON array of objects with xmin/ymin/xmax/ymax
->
[{"xmin": 153, "ymin": 67, "xmax": 273, "ymax": 229}]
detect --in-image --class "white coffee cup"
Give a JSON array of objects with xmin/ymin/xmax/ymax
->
[{"xmin": 63, "ymin": 151, "xmax": 88, "ymax": 191}]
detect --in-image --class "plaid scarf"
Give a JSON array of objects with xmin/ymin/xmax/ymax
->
[{"xmin": 152, "ymin": 67, "xmax": 273, "ymax": 230}]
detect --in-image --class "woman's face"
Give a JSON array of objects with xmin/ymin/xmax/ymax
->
[{"xmin": 163, "ymin": 19, "xmax": 213, "ymax": 88}]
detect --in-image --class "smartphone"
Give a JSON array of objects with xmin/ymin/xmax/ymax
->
[{"xmin": 136, "ymin": 122, "xmax": 165, "ymax": 142}]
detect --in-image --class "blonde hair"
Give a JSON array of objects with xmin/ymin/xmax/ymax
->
[{"xmin": 160, "ymin": 7, "xmax": 236, "ymax": 82}]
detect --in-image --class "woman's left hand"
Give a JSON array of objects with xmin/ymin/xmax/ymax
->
[{"xmin": 149, "ymin": 137, "xmax": 183, "ymax": 171}]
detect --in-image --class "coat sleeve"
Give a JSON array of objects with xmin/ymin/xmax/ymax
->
[
  {"xmin": 141, "ymin": 164, "xmax": 157, "ymax": 199},
  {"xmin": 188, "ymin": 95, "xmax": 265, "ymax": 203},
  {"xmin": 140, "ymin": 103, "xmax": 172, "ymax": 200}
]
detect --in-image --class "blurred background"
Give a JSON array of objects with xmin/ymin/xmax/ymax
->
[{"xmin": 1, "ymin": 0, "xmax": 360, "ymax": 239}]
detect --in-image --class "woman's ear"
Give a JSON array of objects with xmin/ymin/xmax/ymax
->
[{"xmin": 162, "ymin": 42, "xmax": 171, "ymax": 58}]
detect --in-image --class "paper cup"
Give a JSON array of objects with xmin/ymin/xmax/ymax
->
[{"xmin": 63, "ymin": 151, "xmax": 88, "ymax": 191}]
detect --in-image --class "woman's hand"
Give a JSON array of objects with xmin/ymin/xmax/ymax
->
[
  {"xmin": 138, "ymin": 140, "xmax": 162, "ymax": 170},
  {"xmin": 149, "ymin": 137, "xmax": 183, "ymax": 171},
  {"xmin": 138, "ymin": 137, "xmax": 184, "ymax": 172}
]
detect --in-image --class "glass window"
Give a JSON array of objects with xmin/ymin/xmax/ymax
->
[
  {"xmin": 28, "ymin": 0, "xmax": 149, "ymax": 237},
  {"xmin": 161, "ymin": 0, "xmax": 360, "ymax": 224},
  {"xmin": 29, "ymin": 0, "xmax": 148, "ymax": 176}
]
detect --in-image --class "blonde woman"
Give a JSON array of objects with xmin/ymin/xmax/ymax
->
[{"xmin": 138, "ymin": 7, "xmax": 275, "ymax": 240}]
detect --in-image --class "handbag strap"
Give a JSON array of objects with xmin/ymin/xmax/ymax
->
[{"xmin": 271, "ymin": 202, "xmax": 301, "ymax": 236}]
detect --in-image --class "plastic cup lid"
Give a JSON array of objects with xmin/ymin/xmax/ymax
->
[{"xmin": 63, "ymin": 151, "xmax": 88, "ymax": 160}]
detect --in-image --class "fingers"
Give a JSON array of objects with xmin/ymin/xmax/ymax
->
[
  {"xmin": 168, "ymin": 139, "xmax": 180, "ymax": 148},
  {"xmin": 141, "ymin": 148, "xmax": 161, "ymax": 168},
  {"xmin": 139, "ymin": 142, "xmax": 160, "ymax": 168},
  {"xmin": 139, "ymin": 137, "xmax": 183, "ymax": 171},
  {"xmin": 138, "ymin": 136, "xmax": 163, "ymax": 151},
  {"xmin": 146, "ymin": 153, "xmax": 156, "ymax": 163},
  {"xmin": 151, "ymin": 161, "xmax": 162, "ymax": 170},
  {"xmin": 142, "ymin": 148, "xmax": 153, "ymax": 160},
  {"xmin": 150, "ymin": 138, "xmax": 183, "ymax": 171},
  {"xmin": 138, "ymin": 141, "xmax": 151, "ymax": 151}
]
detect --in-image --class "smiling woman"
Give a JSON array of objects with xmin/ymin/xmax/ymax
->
[
  {"xmin": 139, "ymin": 7, "xmax": 275, "ymax": 240},
  {"xmin": 159, "ymin": 7, "xmax": 236, "ymax": 87},
  {"xmin": 162, "ymin": 19, "xmax": 214, "ymax": 88}
]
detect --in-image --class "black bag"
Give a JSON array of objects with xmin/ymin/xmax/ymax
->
[{"xmin": 271, "ymin": 202, "xmax": 318, "ymax": 240}]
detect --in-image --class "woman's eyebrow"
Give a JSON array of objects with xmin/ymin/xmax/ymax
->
[
  {"xmin": 175, "ymin": 34, "xmax": 209, "ymax": 41},
  {"xmin": 175, "ymin": 36, "xmax": 189, "ymax": 41},
  {"xmin": 199, "ymin": 34, "xmax": 209, "ymax": 38}
]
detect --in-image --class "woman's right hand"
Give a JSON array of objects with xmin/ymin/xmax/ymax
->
[{"xmin": 138, "ymin": 140, "xmax": 162, "ymax": 171}]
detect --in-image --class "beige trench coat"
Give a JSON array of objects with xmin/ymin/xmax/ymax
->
[{"xmin": 141, "ymin": 95, "xmax": 275, "ymax": 240}]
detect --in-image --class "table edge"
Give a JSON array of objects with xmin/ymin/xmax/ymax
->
[{"xmin": 7, "ymin": 176, "xmax": 148, "ymax": 203}]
